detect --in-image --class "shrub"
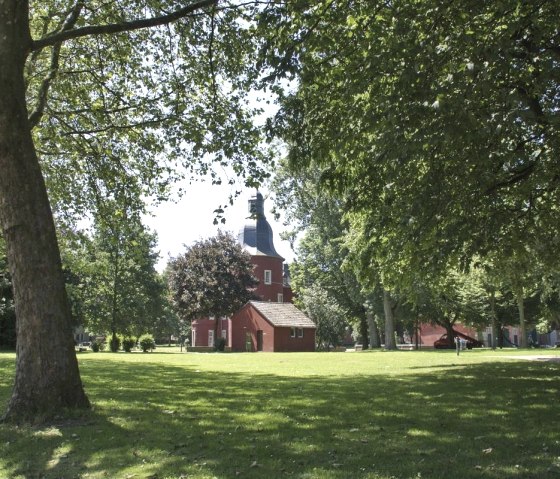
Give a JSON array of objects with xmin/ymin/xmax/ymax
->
[
  {"xmin": 91, "ymin": 339, "xmax": 105, "ymax": 352},
  {"xmin": 122, "ymin": 337, "xmax": 136, "ymax": 352},
  {"xmin": 139, "ymin": 334, "xmax": 156, "ymax": 352},
  {"xmin": 214, "ymin": 336, "xmax": 226, "ymax": 352}
]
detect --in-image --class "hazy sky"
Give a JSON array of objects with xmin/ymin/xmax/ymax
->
[{"xmin": 143, "ymin": 180, "xmax": 295, "ymax": 272}]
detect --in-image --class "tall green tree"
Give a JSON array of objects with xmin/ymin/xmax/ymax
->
[
  {"xmin": 167, "ymin": 231, "xmax": 258, "ymax": 346},
  {"xmin": 64, "ymin": 209, "xmax": 165, "ymax": 347},
  {"xmin": 0, "ymin": 1, "xmax": 276, "ymax": 422},
  {"xmin": 300, "ymin": 284, "xmax": 347, "ymax": 350},
  {"xmin": 410, "ymin": 268, "xmax": 489, "ymax": 345},
  {"xmin": 272, "ymin": 161, "xmax": 376, "ymax": 347},
  {"xmin": 266, "ymin": 0, "xmax": 560, "ymax": 290}
]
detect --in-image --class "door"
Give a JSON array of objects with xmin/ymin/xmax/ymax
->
[{"xmin": 257, "ymin": 330, "xmax": 263, "ymax": 352}]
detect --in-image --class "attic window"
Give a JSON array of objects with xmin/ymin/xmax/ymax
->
[{"xmin": 264, "ymin": 270, "xmax": 272, "ymax": 285}]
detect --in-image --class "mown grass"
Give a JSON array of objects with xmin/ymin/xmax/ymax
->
[{"xmin": 0, "ymin": 348, "xmax": 559, "ymax": 479}]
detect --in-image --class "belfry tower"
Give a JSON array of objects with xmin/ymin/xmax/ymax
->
[{"xmin": 238, "ymin": 192, "xmax": 285, "ymax": 302}]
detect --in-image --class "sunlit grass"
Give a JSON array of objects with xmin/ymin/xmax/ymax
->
[{"xmin": 0, "ymin": 348, "xmax": 559, "ymax": 478}]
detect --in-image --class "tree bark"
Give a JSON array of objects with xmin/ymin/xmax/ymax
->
[
  {"xmin": 367, "ymin": 311, "xmax": 380, "ymax": 348},
  {"xmin": 0, "ymin": 1, "xmax": 89, "ymax": 422},
  {"xmin": 444, "ymin": 321, "xmax": 455, "ymax": 346},
  {"xmin": 489, "ymin": 289, "xmax": 497, "ymax": 350},
  {"xmin": 382, "ymin": 289, "xmax": 396, "ymax": 350},
  {"xmin": 516, "ymin": 286, "xmax": 527, "ymax": 348},
  {"xmin": 359, "ymin": 314, "xmax": 369, "ymax": 349}
]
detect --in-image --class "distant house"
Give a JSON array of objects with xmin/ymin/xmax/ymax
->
[
  {"xmin": 414, "ymin": 323, "xmax": 482, "ymax": 348},
  {"xmin": 412, "ymin": 323, "xmax": 523, "ymax": 349},
  {"xmin": 190, "ymin": 192, "xmax": 316, "ymax": 352},
  {"xmin": 231, "ymin": 301, "xmax": 316, "ymax": 352}
]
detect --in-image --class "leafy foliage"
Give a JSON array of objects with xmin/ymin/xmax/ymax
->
[
  {"xmin": 27, "ymin": 1, "xmax": 274, "ymax": 227},
  {"xmin": 272, "ymin": 161, "xmax": 373, "ymax": 344},
  {"xmin": 266, "ymin": 0, "xmax": 560, "ymax": 286},
  {"xmin": 122, "ymin": 337, "xmax": 136, "ymax": 353},
  {"xmin": 139, "ymin": 334, "xmax": 156, "ymax": 352},
  {"xmin": 90, "ymin": 339, "xmax": 104, "ymax": 352},
  {"xmin": 300, "ymin": 285, "xmax": 347, "ymax": 350},
  {"xmin": 61, "ymin": 206, "xmax": 165, "ymax": 339},
  {"xmin": 167, "ymin": 231, "xmax": 258, "ymax": 322}
]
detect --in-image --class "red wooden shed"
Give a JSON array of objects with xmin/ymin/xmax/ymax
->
[{"xmin": 231, "ymin": 301, "xmax": 316, "ymax": 352}]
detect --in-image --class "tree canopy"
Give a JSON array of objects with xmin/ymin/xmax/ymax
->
[
  {"xmin": 269, "ymin": 0, "xmax": 560, "ymax": 285},
  {"xmin": 167, "ymin": 231, "xmax": 258, "ymax": 340}
]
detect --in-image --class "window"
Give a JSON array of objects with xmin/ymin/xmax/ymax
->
[
  {"xmin": 291, "ymin": 327, "xmax": 304, "ymax": 338},
  {"xmin": 208, "ymin": 330, "xmax": 214, "ymax": 347},
  {"xmin": 209, "ymin": 315, "xmax": 215, "ymax": 320},
  {"xmin": 264, "ymin": 270, "xmax": 272, "ymax": 285},
  {"xmin": 221, "ymin": 329, "xmax": 227, "ymax": 339},
  {"xmin": 277, "ymin": 293, "xmax": 283, "ymax": 303}
]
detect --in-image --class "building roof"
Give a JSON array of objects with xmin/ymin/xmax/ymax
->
[
  {"xmin": 238, "ymin": 192, "xmax": 283, "ymax": 259},
  {"xmin": 249, "ymin": 301, "xmax": 316, "ymax": 329}
]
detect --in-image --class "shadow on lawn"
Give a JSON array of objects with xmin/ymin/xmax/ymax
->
[{"xmin": 0, "ymin": 355, "xmax": 559, "ymax": 479}]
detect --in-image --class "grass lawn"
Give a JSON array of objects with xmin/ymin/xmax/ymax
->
[{"xmin": 0, "ymin": 348, "xmax": 559, "ymax": 479}]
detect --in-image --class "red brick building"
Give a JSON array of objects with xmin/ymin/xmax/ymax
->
[
  {"xmin": 231, "ymin": 301, "xmax": 316, "ymax": 352},
  {"xmin": 190, "ymin": 193, "xmax": 315, "ymax": 352}
]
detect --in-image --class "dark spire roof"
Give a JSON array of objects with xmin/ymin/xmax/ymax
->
[{"xmin": 238, "ymin": 192, "xmax": 283, "ymax": 259}]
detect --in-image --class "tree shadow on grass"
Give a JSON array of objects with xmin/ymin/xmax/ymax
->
[{"xmin": 0, "ymin": 354, "xmax": 559, "ymax": 479}]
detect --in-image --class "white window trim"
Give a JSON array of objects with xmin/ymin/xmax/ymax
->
[
  {"xmin": 298, "ymin": 328, "xmax": 304, "ymax": 338},
  {"xmin": 264, "ymin": 270, "xmax": 272, "ymax": 285},
  {"xmin": 277, "ymin": 293, "xmax": 283, "ymax": 303},
  {"xmin": 208, "ymin": 330, "xmax": 214, "ymax": 347},
  {"xmin": 290, "ymin": 327, "xmax": 296, "ymax": 338}
]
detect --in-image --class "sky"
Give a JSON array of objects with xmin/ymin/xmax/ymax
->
[{"xmin": 143, "ymin": 180, "xmax": 295, "ymax": 272}]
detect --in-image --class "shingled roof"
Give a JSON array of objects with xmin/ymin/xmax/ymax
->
[{"xmin": 249, "ymin": 301, "xmax": 316, "ymax": 328}]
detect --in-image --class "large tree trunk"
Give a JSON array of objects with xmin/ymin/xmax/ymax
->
[
  {"xmin": 516, "ymin": 286, "xmax": 527, "ymax": 348},
  {"xmin": 489, "ymin": 289, "xmax": 497, "ymax": 350},
  {"xmin": 0, "ymin": 2, "xmax": 89, "ymax": 423},
  {"xmin": 382, "ymin": 289, "xmax": 396, "ymax": 350},
  {"xmin": 444, "ymin": 321, "xmax": 455, "ymax": 347},
  {"xmin": 367, "ymin": 311, "xmax": 380, "ymax": 348},
  {"xmin": 359, "ymin": 314, "xmax": 369, "ymax": 349}
]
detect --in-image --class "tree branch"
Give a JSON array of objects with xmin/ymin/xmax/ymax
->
[
  {"xmin": 485, "ymin": 159, "xmax": 538, "ymax": 195},
  {"xmin": 31, "ymin": 0, "xmax": 217, "ymax": 52},
  {"xmin": 28, "ymin": 2, "xmax": 84, "ymax": 128}
]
